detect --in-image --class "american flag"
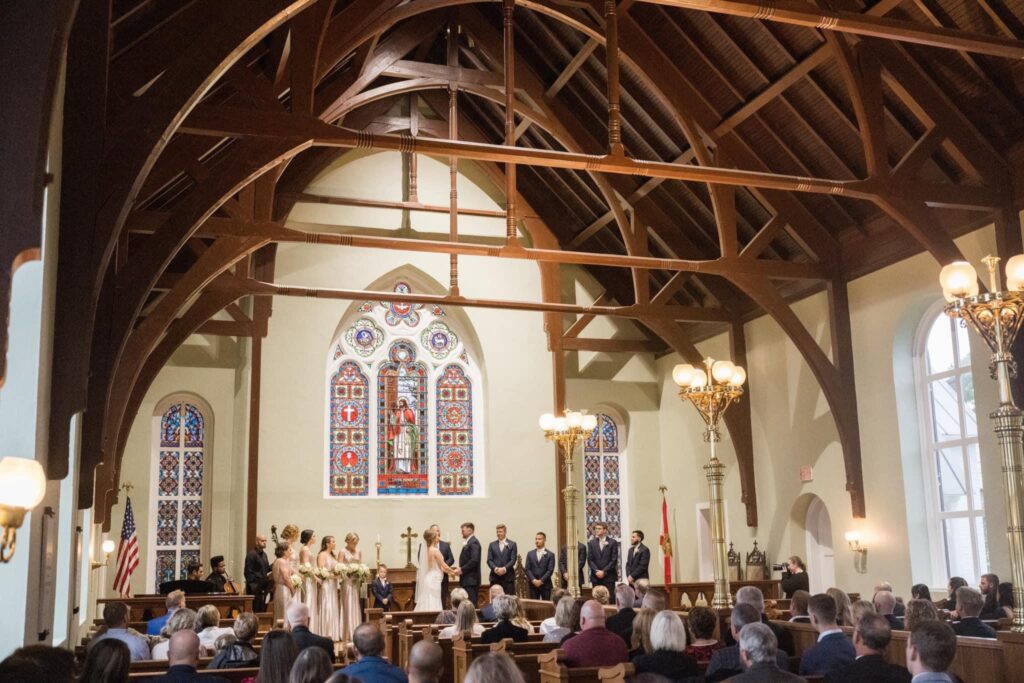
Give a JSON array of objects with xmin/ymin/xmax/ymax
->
[{"xmin": 112, "ymin": 496, "xmax": 139, "ymax": 597}]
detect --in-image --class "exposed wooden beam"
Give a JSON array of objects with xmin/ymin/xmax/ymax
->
[
  {"xmin": 561, "ymin": 337, "xmax": 664, "ymax": 352},
  {"xmin": 563, "ymin": 293, "xmax": 612, "ymax": 338},
  {"xmin": 196, "ymin": 319, "xmax": 258, "ymax": 336},
  {"xmin": 383, "ymin": 59, "xmax": 504, "ymax": 88},
  {"xmin": 278, "ymin": 191, "xmax": 507, "ymax": 218}
]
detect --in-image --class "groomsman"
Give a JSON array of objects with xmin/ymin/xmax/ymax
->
[
  {"xmin": 243, "ymin": 534, "xmax": 271, "ymax": 613},
  {"xmin": 371, "ymin": 565, "xmax": 393, "ymax": 611},
  {"xmin": 587, "ymin": 522, "xmax": 619, "ymax": 593},
  {"xmin": 626, "ymin": 530, "xmax": 650, "ymax": 585},
  {"xmin": 430, "ymin": 524, "xmax": 455, "ymax": 605},
  {"xmin": 559, "ymin": 541, "xmax": 587, "ymax": 589},
  {"xmin": 455, "ymin": 522, "xmax": 482, "ymax": 606},
  {"xmin": 525, "ymin": 532, "xmax": 555, "ymax": 599},
  {"xmin": 487, "ymin": 523, "xmax": 518, "ymax": 595}
]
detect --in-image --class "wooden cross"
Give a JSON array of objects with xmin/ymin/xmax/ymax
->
[{"xmin": 402, "ymin": 526, "xmax": 419, "ymax": 568}]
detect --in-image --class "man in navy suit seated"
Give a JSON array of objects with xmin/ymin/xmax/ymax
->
[
  {"xmin": 824, "ymin": 612, "xmax": 911, "ymax": 683},
  {"xmin": 905, "ymin": 621, "xmax": 958, "ymax": 683},
  {"xmin": 340, "ymin": 624, "xmax": 409, "ymax": 682},
  {"xmin": 799, "ymin": 593, "xmax": 856, "ymax": 677},
  {"xmin": 951, "ymin": 586, "xmax": 997, "ymax": 638}
]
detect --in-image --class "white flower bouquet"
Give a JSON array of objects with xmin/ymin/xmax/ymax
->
[{"xmin": 289, "ymin": 572, "xmax": 304, "ymax": 600}]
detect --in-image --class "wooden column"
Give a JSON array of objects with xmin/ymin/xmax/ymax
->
[{"xmin": 245, "ymin": 332, "xmax": 263, "ymax": 545}]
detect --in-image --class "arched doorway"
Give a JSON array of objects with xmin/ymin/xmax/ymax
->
[{"xmin": 805, "ymin": 496, "xmax": 836, "ymax": 593}]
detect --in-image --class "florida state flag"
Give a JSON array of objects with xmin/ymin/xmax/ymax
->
[{"xmin": 659, "ymin": 487, "xmax": 673, "ymax": 583}]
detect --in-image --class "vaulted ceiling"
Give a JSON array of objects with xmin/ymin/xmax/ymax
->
[{"xmin": 9, "ymin": 0, "xmax": 1024, "ymax": 528}]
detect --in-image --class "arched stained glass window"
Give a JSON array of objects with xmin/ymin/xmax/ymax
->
[
  {"xmin": 584, "ymin": 413, "xmax": 627, "ymax": 542},
  {"xmin": 152, "ymin": 400, "xmax": 208, "ymax": 590},
  {"xmin": 325, "ymin": 281, "xmax": 484, "ymax": 497},
  {"xmin": 916, "ymin": 308, "xmax": 987, "ymax": 585}
]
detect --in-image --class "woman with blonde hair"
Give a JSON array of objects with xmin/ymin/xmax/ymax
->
[
  {"xmin": 851, "ymin": 599, "xmax": 875, "ymax": 623},
  {"xmin": 272, "ymin": 542, "xmax": 297, "ymax": 626},
  {"xmin": 591, "ymin": 585, "xmax": 610, "ymax": 605},
  {"xmin": 298, "ymin": 530, "xmax": 319, "ymax": 634},
  {"xmin": 826, "ymin": 587, "xmax": 854, "ymax": 626},
  {"xmin": 629, "ymin": 608, "xmax": 656, "ymax": 660},
  {"xmin": 510, "ymin": 596, "xmax": 535, "ymax": 634},
  {"xmin": 904, "ymin": 598, "xmax": 939, "ymax": 631},
  {"xmin": 150, "ymin": 608, "xmax": 198, "ymax": 660},
  {"xmin": 339, "ymin": 532, "xmax": 363, "ymax": 641},
  {"xmin": 440, "ymin": 600, "xmax": 485, "ymax": 639},
  {"xmin": 543, "ymin": 596, "xmax": 575, "ymax": 643},
  {"xmin": 317, "ymin": 535, "xmax": 342, "ymax": 641},
  {"xmin": 781, "ymin": 555, "xmax": 809, "ymax": 598},
  {"xmin": 464, "ymin": 652, "xmax": 526, "ymax": 683},
  {"xmin": 633, "ymin": 611, "xmax": 700, "ymax": 679}
]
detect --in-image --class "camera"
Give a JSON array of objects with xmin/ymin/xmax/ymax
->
[{"xmin": 771, "ymin": 563, "xmax": 786, "ymax": 572}]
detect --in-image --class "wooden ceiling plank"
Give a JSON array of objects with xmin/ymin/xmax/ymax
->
[{"xmin": 892, "ymin": 124, "xmax": 945, "ymax": 179}]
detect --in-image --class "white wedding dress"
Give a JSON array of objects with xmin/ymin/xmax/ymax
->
[{"xmin": 414, "ymin": 543, "xmax": 444, "ymax": 611}]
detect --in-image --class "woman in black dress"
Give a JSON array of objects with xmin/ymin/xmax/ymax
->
[{"xmin": 780, "ymin": 555, "xmax": 809, "ymax": 599}]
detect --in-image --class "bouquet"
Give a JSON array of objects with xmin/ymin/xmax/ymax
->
[{"xmin": 290, "ymin": 573, "xmax": 304, "ymax": 600}]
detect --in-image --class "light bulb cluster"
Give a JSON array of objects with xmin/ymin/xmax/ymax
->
[
  {"xmin": 671, "ymin": 359, "xmax": 747, "ymax": 389},
  {"xmin": 940, "ymin": 255, "xmax": 1024, "ymax": 302},
  {"xmin": 538, "ymin": 410, "xmax": 599, "ymax": 434}
]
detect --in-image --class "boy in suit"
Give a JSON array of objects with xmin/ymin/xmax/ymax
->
[{"xmin": 372, "ymin": 564, "xmax": 393, "ymax": 612}]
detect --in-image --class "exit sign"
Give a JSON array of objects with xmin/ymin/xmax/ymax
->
[{"xmin": 800, "ymin": 466, "xmax": 814, "ymax": 483}]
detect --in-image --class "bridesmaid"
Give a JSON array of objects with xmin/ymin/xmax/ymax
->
[
  {"xmin": 340, "ymin": 532, "xmax": 363, "ymax": 642},
  {"xmin": 299, "ymin": 529, "xmax": 319, "ymax": 630},
  {"xmin": 280, "ymin": 524, "xmax": 300, "ymax": 568},
  {"xmin": 271, "ymin": 543, "xmax": 296, "ymax": 626},
  {"xmin": 317, "ymin": 536, "xmax": 342, "ymax": 642}
]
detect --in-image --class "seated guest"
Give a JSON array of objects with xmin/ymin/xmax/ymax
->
[
  {"xmin": 905, "ymin": 621, "xmax": 958, "ymax": 683},
  {"xmin": 685, "ymin": 605, "xmax": 722, "ymax": 661},
  {"xmin": 912, "ymin": 584, "xmax": 933, "ymax": 602},
  {"xmin": 737, "ymin": 585, "xmax": 793, "ymax": 656},
  {"xmin": 435, "ymin": 586, "xmax": 469, "ymax": 625},
  {"xmin": 510, "ymin": 596, "xmax": 535, "ymax": 634},
  {"xmin": 980, "ymin": 573, "xmax": 1000, "ymax": 619},
  {"xmin": 706, "ymin": 603, "xmax": 789, "ymax": 682},
  {"xmin": 151, "ymin": 608, "xmax": 199, "ymax": 660},
  {"xmin": 940, "ymin": 577, "xmax": 968, "ymax": 611},
  {"xmin": 464, "ymin": 651, "xmax": 527, "ymax": 683},
  {"xmin": 480, "ymin": 595, "xmax": 528, "ymax": 643},
  {"xmin": 997, "ymin": 581, "xmax": 1015, "ymax": 620},
  {"xmin": 207, "ymin": 612, "xmax": 259, "ymax": 669},
  {"xmin": 560, "ymin": 598, "xmax": 584, "ymax": 645},
  {"xmin": 951, "ymin": 586, "xmax": 997, "ymax": 638},
  {"xmin": 628, "ymin": 608, "xmax": 656, "ymax": 660},
  {"xmin": 827, "ymin": 587, "xmax": 854, "ymax": 626},
  {"xmin": 633, "ymin": 611, "xmax": 700, "ymax": 680},
  {"xmin": 903, "ymin": 599, "xmax": 939, "ymax": 633},
  {"xmin": 288, "ymin": 647, "xmax": 333, "ymax": 683},
  {"xmin": 479, "ymin": 584, "xmax": 504, "ymax": 622},
  {"xmin": 641, "ymin": 586, "xmax": 668, "ymax": 612},
  {"xmin": 851, "ymin": 600, "xmax": 875, "ymax": 624},
  {"xmin": 149, "ymin": 631, "xmax": 229, "ymax": 683},
  {"xmin": 286, "ymin": 602, "xmax": 336, "ymax": 660},
  {"xmin": 824, "ymin": 612, "xmax": 911, "ymax": 683},
  {"xmin": 633, "ymin": 578, "xmax": 649, "ymax": 608},
  {"xmin": 77, "ymin": 639, "xmax": 131, "ymax": 683},
  {"xmin": 373, "ymin": 564, "xmax": 394, "ymax": 612},
  {"xmin": 542, "ymin": 596, "xmax": 576, "ymax": 643},
  {"xmin": 195, "ymin": 604, "xmax": 233, "ymax": 653},
  {"xmin": 562, "ymin": 600, "xmax": 629, "ymax": 667},
  {"xmin": 409, "ymin": 640, "xmax": 444, "ymax": 683},
  {"xmin": 1, "ymin": 645, "xmax": 75, "ymax": 682},
  {"xmin": 592, "ymin": 584, "xmax": 611, "ymax": 605},
  {"xmin": 90, "ymin": 602, "xmax": 151, "ymax": 662},
  {"xmin": 799, "ymin": 593, "xmax": 856, "ymax": 676},
  {"xmin": 539, "ymin": 588, "xmax": 568, "ymax": 635},
  {"xmin": 729, "ymin": 623, "xmax": 806, "ymax": 682},
  {"xmin": 873, "ymin": 590, "xmax": 903, "ymax": 630},
  {"xmin": 148, "ymin": 590, "xmax": 186, "ymax": 636},
  {"xmin": 875, "ymin": 581, "xmax": 905, "ymax": 616},
  {"xmin": 340, "ymin": 623, "xmax": 409, "ymax": 682},
  {"xmin": 440, "ymin": 600, "xmax": 485, "ymax": 639},
  {"xmin": 789, "ymin": 590, "xmax": 811, "ymax": 623},
  {"xmin": 606, "ymin": 584, "xmax": 637, "ymax": 645},
  {"xmin": 257, "ymin": 630, "xmax": 299, "ymax": 683},
  {"xmin": 205, "ymin": 556, "xmax": 228, "ymax": 592}
]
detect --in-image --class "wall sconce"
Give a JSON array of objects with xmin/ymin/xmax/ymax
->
[
  {"xmin": 845, "ymin": 531, "xmax": 868, "ymax": 573},
  {"xmin": 0, "ymin": 457, "xmax": 47, "ymax": 563},
  {"xmin": 92, "ymin": 539, "xmax": 116, "ymax": 570}
]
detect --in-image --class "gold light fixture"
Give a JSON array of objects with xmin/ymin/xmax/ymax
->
[
  {"xmin": 92, "ymin": 539, "xmax": 117, "ymax": 570},
  {"xmin": 940, "ymin": 254, "xmax": 1024, "ymax": 633},
  {"xmin": 672, "ymin": 357, "xmax": 746, "ymax": 609},
  {"xmin": 539, "ymin": 409, "xmax": 599, "ymax": 598},
  {"xmin": 844, "ymin": 531, "xmax": 868, "ymax": 574},
  {"xmin": 0, "ymin": 457, "xmax": 47, "ymax": 563}
]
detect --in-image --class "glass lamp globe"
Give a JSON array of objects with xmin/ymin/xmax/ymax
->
[
  {"xmin": 582, "ymin": 414, "xmax": 598, "ymax": 431},
  {"xmin": 729, "ymin": 367, "xmax": 747, "ymax": 386},
  {"xmin": 672, "ymin": 363, "xmax": 694, "ymax": 387},
  {"xmin": 0, "ymin": 457, "xmax": 46, "ymax": 510},
  {"xmin": 689, "ymin": 369, "xmax": 708, "ymax": 388},
  {"xmin": 554, "ymin": 417, "xmax": 568, "ymax": 432},
  {"xmin": 566, "ymin": 411, "xmax": 583, "ymax": 429},
  {"xmin": 539, "ymin": 413, "xmax": 556, "ymax": 431},
  {"xmin": 939, "ymin": 261, "xmax": 978, "ymax": 299},
  {"xmin": 711, "ymin": 360, "xmax": 735, "ymax": 383},
  {"xmin": 1007, "ymin": 255, "xmax": 1024, "ymax": 291},
  {"xmin": 101, "ymin": 539, "xmax": 116, "ymax": 555}
]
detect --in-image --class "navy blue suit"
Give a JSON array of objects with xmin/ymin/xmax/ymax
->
[
  {"xmin": 487, "ymin": 538, "xmax": 518, "ymax": 594},
  {"xmin": 587, "ymin": 536, "xmax": 619, "ymax": 591},
  {"xmin": 372, "ymin": 577, "xmax": 393, "ymax": 611},
  {"xmin": 560, "ymin": 543, "xmax": 587, "ymax": 588},
  {"xmin": 458, "ymin": 536, "xmax": 482, "ymax": 606},
  {"xmin": 799, "ymin": 632, "xmax": 856, "ymax": 676},
  {"xmin": 524, "ymin": 547, "xmax": 555, "ymax": 599},
  {"xmin": 626, "ymin": 543, "xmax": 650, "ymax": 582}
]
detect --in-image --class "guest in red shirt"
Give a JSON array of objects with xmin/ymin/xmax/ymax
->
[{"xmin": 562, "ymin": 600, "xmax": 629, "ymax": 668}]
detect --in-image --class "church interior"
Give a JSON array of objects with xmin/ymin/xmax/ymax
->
[{"xmin": 5, "ymin": 0, "xmax": 1024, "ymax": 681}]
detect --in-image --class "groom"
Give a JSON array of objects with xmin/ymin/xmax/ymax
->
[{"xmin": 455, "ymin": 522, "xmax": 481, "ymax": 606}]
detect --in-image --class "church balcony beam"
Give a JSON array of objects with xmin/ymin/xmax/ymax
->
[
  {"xmin": 276, "ymin": 191, "xmax": 508, "ymax": 218},
  {"xmin": 126, "ymin": 212, "xmax": 830, "ymax": 280},
  {"xmin": 634, "ymin": 0, "xmax": 1024, "ymax": 60},
  {"xmin": 178, "ymin": 106, "xmax": 1004, "ymax": 211},
  {"xmin": 560, "ymin": 337, "xmax": 666, "ymax": 353}
]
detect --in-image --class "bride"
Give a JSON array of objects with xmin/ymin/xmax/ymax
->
[{"xmin": 414, "ymin": 528, "xmax": 457, "ymax": 611}]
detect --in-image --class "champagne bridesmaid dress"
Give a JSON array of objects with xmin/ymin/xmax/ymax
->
[
  {"xmin": 317, "ymin": 552, "xmax": 342, "ymax": 641},
  {"xmin": 340, "ymin": 547, "xmax": 363, "ymax": 642}
]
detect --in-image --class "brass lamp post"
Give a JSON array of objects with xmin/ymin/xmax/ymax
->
[
  {"xmin": 940, "ymin": 254, "xmax": 1024, "ymax": 633},
  {"xmin": 540, "ymin": 409, "xmax": 599, "ymax": 598},
  {"xmin": 672, "ymin": 358, "xmax": 747, "ymax": 609}
]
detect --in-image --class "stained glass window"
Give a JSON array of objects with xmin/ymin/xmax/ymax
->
[
  {"xmin": 326, "ymin": 281, "xmax": 483, "ymax": 497},
  {"xmin": 584, "ymin": 412, "xmax": 628, "ymax": 570},
  {"xmin": 917, "ymin": 310, "xmax": 986, "ymax": 585},
  {"xmin": 152, "ymin": 400, "xmax": 207, "ymax": 590}
]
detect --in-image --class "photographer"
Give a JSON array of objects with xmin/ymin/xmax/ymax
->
[{"xmin": 774, "ymin": 555, "xmax": 808, "ymax": 598}]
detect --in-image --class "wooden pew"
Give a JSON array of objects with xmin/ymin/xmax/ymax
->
[
  {"xmin": 537, "ymin": 650, "xmax": 615, "ymax": 683},
  {"xmin": 100, "ymin": 594, "xmax": 253, "ymax": 621},
  {"xmin": 452, "ymin": 636, "xmax": 557, "ymax": 683},
  {"xmin": 128, "ymin": 663, "xmax": 344, "ymax": 681},
  {"xmin": 490, "ymin": 639, "xmax": 561, "ymax": 683}
]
